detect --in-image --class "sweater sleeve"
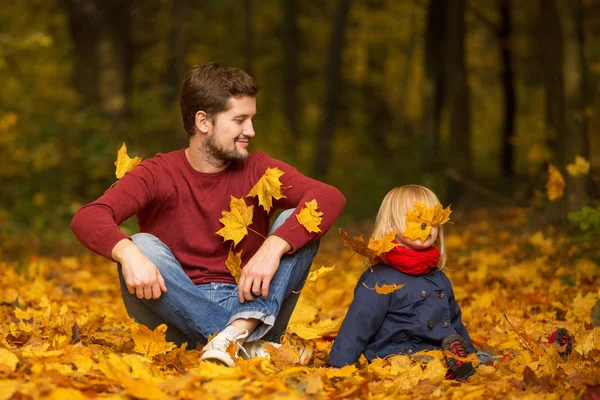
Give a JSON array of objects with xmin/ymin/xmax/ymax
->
[
  {"xmin": 70, "ymin": 161, "xmax": 161, "ymax": 260},
  {"xmin": 327, "ymin": 269, "xmax": 391, "ymax": 367},
  {"xmin": 251, "ymin": 152, "xmax": 346, "ymax": 252},
  {"xmin": 442, "ymin": 272, "xmax": 476, "ymax": 352}
]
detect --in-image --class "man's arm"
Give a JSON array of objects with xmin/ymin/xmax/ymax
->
[
  {"xmin": 71, "ymin": 161, "xmax": 167, "ymax": 299},
  {"xmin": 237, "ymin": 235, "xmax": 291, "ymax": 302},
  {"xmin": 112, "ymin": 238, "xmax": 167, "ymax": 300},
  {"xmin": 252, "ymin": 152, "xmax": 346, "ymax": 252},
  {"xmin": 238, "ymin": 152, "xmax": 346, "ymax": 301}
]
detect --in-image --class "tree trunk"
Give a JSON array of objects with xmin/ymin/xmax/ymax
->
[
  {"xmin": 555, "ymin": 0, "xmax": 590, "ymax": 211},
  {"xmin": 283, "ymin": 0, "xmax": 300, "ymax": 146},
  {"xmin": 311, "ymin": 0, "xmax": 351, "ymax": 179},
  {"xmin": 540, "ymin": 0, "xmax": 566, "ymax": 165},
  {"xmin": 421, "ymin": 0, "xmax": 447, "ymax": 178},
  {"xmin": 446, "ymin": 0, "xmax": 470, "ymax": 201},
  {"xmin": 100, "ymin": 0, "xmax": 134, "ymax": 122},
  {"xmin": 63, "ymin": 0, "xmax": 135, "ymax": 127},
  {"xmin": 62, "ymin": 0, "xmax": 102, "ymax": 106},
  {"xmin": 498, "ymin": 0, "xmax": 516, "ymax": 178},
  {"xmin": 164, "ymin": 0, "xmax": 191, "ymax": 104},
  {"xmin": 244, "ymin": 0, "xmax": 254, "ymax": 76}
]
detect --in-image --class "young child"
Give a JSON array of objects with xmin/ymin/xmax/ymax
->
[{"xmin": 327, "ymin": 185, "xmax": 573, "ymax": 380}]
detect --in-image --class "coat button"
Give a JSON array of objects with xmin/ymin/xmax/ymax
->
[
  {"xmin": 438, "ymin": 292, "xmax": 445, "ymax": 299},
  {"xmin": 427, "ymin": 321, "xmax": 434, "ymax": 329},
  {"xmin": 420, "ymin": 290, "xmax": 427, "ymax": 298},
  {"xmin": 442, "ymin": 321, "xmax": 449, "ymax": 328}
]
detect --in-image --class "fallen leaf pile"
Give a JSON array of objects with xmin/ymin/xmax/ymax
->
[{"xmin": 2, "ymin": 208, "xmax": 600, "ymax": 399}]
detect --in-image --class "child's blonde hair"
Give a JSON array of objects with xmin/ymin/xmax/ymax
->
[{"xmin": 372, "ymin": 185, "xmax": 447, "ymax": 268}]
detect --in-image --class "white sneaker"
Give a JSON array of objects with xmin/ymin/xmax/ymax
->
[
  {"xmin": 200, "ymin": 327, "xmax": 249, "ymax": 367},
  {"xmin": 242, "ymin": 340, "xmax": 313, "ymax": 365}
]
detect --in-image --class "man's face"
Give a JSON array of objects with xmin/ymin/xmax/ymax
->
[
  {"xmin": 203, "ymin": 96, "xmax": 256, "ymax": 162},
  {"xmin": 398, "ymin": 224, "xmax": 439, "ymax": 251}
]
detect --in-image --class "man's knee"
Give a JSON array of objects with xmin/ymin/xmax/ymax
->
[
  {"xmin": 130, "ymin": 233, "xmax": 172, "ymax": 263},
  {"xmin": 131, "ymin": 233, "xmax": 160, "ymax": 251}
]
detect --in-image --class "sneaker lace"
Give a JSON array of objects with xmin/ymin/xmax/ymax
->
[{"xmin": 206, "ymin": 329, "xmax": 250, "ymax": 358}]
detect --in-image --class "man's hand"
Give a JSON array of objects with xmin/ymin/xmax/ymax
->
[
  {"xmin": 238, "ymin": 235, "xmax": 292, "ymax": 303},
  {"xmin": 112, "ymin": 239, "xmax": 167, "ymax": 300}
]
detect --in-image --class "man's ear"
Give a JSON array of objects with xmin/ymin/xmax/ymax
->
[{"xmin": 195, "ymin": 111, "xmax": 210, "ymax": 134}]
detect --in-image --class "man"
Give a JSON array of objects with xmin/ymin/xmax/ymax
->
[{"xmin": 71, "ymin": 62, "xmax": 346, "ymax": 367}]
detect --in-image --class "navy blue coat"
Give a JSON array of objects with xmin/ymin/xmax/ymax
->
[{"xmin": 328, "ymin": 264, "xmax": 475, "ymax": 367}]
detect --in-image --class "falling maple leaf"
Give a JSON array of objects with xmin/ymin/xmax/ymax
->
[
  {"xmin": 296, "ymin": 199, "xmax": 323, "ymax": 233},
  {"xmin": 216, "ymin": 196, "xmax": 254, "ymax": 247},
  {"xmin": 114, "ymin": 142, "xmax": 143, "ymax": 179},
  {"xmin": 367, "ymin": 231, "xmax": 397, "ymax": 257},
  {"xmin": 339, "ymin": 229, "xmax": 377, "ymax": 259},
  {"xmin": 247, "ymin": 167, "xmax": 287, "ymax": 212},
  {"xmin": 404, "ymin": 203, "xmax": 452, "ymax": 241},
  {"xmin": 362, "ymin": 282, "xmax": 405, "ymax": 294},
  {"xmin": 566, "ymin": 155, "xmax": 591, "ymax": 177},
  {"xmin": 225, "ymin": 248, "xmax": 243, "ymax": 283},
  {"xmin": 306, "ymin": 265, "xmax": 336, "ymax": 287},
  {"xmin": 546, "ymin": 164, "xmax": 565, "ymax": 201},
  {"xmin": 339, "ymin": 229, "xmax": 397, "ymax": 262}
]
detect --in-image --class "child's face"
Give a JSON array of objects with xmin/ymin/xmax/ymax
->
[{"xmin": 398, "ymin": 225, "xmax": 439, "ymax": 250}]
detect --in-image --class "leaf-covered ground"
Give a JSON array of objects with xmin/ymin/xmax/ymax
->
[{"xmin": 1, "ymin": 209, "xmax": 600, "ymax": 399}]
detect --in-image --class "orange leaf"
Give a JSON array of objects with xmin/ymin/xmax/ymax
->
[
  {"xmin": 114, "ymin": 142, "xmax": 142, "ymax": 179},
  {"xmin": 131, "ymin": 324, "xmax": 177, "ymax": 358},
  {"xmin": 362, "ymin": 282, "xmax": 405, "ymax": 295},
  {"xmin": 225, "ymin": 248, "xmax": 243, "ymax": 283},
  {"xmin": 339, "ymin": 229, "xmax": 397, "ymax": 261},
  {"xmin": 546, "ymin": 164, "xmax": 565, "ymax": 201},
  {"xmin": 306, "ymin": 265, "xmax": 336, "ymax": 287},
  {"xmin": 216, "ymin": 196, "xmax": 254, "ymax": 247},
  {"xmin": 404, "ymin": 202, "xmax": 451, "ymax": 241},
  {"xmin": 262, "ymin": 341, "xmax": 301, "ymax": 369},
  {"xmin": 367, "ymin": 230, "xmax": 397, "ymax": 256},
  {"xmin": 296, "ymin": 199, "xmax": 323, "ymax": 233},
  {"xmin": 247, "ymin": 167, "xmax": 287, "ymax": 212}
]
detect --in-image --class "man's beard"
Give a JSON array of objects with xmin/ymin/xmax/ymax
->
[{"xmin": 202, "ymin": 134, "xmax": 248, "ymax": 162}]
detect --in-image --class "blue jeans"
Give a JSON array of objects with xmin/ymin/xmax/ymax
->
[{"xmin": 118, "ymin": 209, "xmax": 319, "ymax": 348}]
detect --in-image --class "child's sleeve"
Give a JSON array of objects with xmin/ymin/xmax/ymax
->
[
  {"xmin": 327, "ymin": 269, "xmax": 391, "ymax": 367},
  {"xmin": 445, "ymin": 277, "xmax": 477, "ymax": 353}
]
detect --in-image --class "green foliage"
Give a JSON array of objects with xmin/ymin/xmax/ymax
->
[{"xmin": 568, "ymin": 204, "xmax": 600, "ymax": 234}]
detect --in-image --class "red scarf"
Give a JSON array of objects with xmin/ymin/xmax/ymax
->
[{"xmin": 377, "ymin": 242, "xmax": 440, "ymax": 275}]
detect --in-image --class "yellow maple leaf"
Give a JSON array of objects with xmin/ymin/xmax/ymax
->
[
  {"xmin": 339, "ymin": 229, "xmax": 377, "ymax": 259},
  {"xmin": 566, "ymin": 155, "xmax": 590, "ymax": 177},
  {"xmin": 225, "ymin": 248, "xmax": 243, "ymax": 283},
  {"xmin": 546, "ymin": 164, "xmax": 565, "ymax": 201},
  {"xmin": 216, "ymin": 196, "xmax": 254, "ymax": 248},
  {"xmin": 296, "ymin": 199, "xmax": 323, "ymax": 233},
  {"xmin": 367, "ymin": 230, "xmax": 398, "ymax": 256},
  {"xmin": 0, "ymin": 380, "xmax": 19, "ymax": 400},
  {"xmin": 262, "ymin": 341, "xmax": 302, "ymax": 369},
  {"xmin": 362, "ymin": 282, "xmax": 405, "ymax": 295},
  {"xmin": 431, "ymin": 203, "xmax": 452, "ymax": 225},
  {"xmin": 574, "ymin": 328, "xmax": 600, "ymax": 357},
  {"xmin": 339, "ymin": 229, "xmax": 398, "ymax": 263},
  {"xmin": 404, "ymin": 202, "xmax": 451, "ymax": 241},
  {"xmin": 114, "ymin": 142, "xmax": 143, "ymax": 179},
  {"xmin": 247, "ymin": 167, "xmax": 287, "ymax": 212},
  {"xmin": 0, "ymin": 349, "xmax": 19, "ymax": 373},
  {"xmin": 131, "ymin": 323, "xmax": 177, "ymax": 358},
  {"xmin": 306, "ymin": 265, "xmax": 336, "ymax": 287}
]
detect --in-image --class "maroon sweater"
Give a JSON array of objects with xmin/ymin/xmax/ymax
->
[{"xmin": 71, "ymin": 149, "xmax": 346, "ymax": 284}]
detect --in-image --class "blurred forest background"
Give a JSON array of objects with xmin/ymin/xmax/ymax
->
[{"xmin": 1, "ymin": 0, "xmax": 599, "ymax": 258}]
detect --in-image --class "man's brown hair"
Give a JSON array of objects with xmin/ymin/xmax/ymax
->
[{"xmin": 180, "ymin": 63, "xmax": 259, "ymax": 136}]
